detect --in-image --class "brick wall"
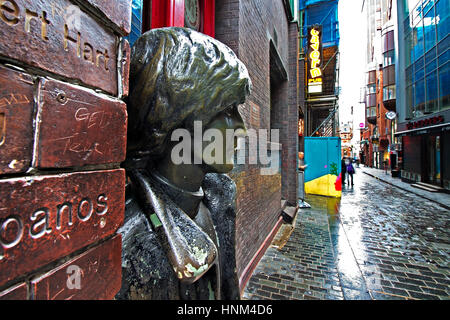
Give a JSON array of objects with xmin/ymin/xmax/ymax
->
[
  {"xmin": 215, "ymin": 0, "xmax": 298, "ymax": 288},
  {"xmin": 0, "ymin": 0, "xmax": 131, "ymax": 300},
  {"xmin": 299, "ymin": 58, "xmax": 306, "ymax": 152}
]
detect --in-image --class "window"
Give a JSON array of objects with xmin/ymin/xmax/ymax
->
[
  {"xmin": 424, "ymin": 7, "xmax": 437, "ymax": 52},
  {"xmin": 406, "ymin": 85, "xmax": 414, "ymax": 117},
  {"xmin": 436, "ymin": 0, "xmax": 449, "ymax": 42},
  {"xmin": 413, "ymin": 20, "xmax": 424, "ymax": 59},
  {"xmin": 405, "ymin": 32, "xmax": 414, "ymax": 66},
  {"xmin": 383, "ymin": 85, "xmax": 396, "ymax": 100},
  {"xmin": 404, "ymin": 0, "xmax": 421, "ymax": 16},
  {"xmin": 439, "ymin": 62, "xmax": 449, "ymax": 110},
  {"xmin": 415, "ymin": 63, "xmax": 424, "ymax": 81},
  {"xmin": 415, "ymin": 78, "xmax": 425, "ymax": 112},
  {"xmin": 425, "ymin": 49, "xmax": 437, "ymax": 73},
  {"xmin": 383, "ymin": 50, "xmax": 395, "ymax": 67},
  {"xmin": 438, "ymin": 48, "xmax": 449, "ymax": 67},
  {"xmin": 127, "ymin": 0, "xmax": 144, "ymax": 47},
  {"xmin": 423, "ymin": 0, "xmax": 435, "ymax": 15},
  {"xmin": 406, "ymin": 65, "xmax": 414, "ymax": 85},
  {"xmin": 366, "ymin": 107, "xmax": 376, "ymax": 118},
  {"xmin": 425, "ymin": 70, "xmax": 438, "ymax": 112}
]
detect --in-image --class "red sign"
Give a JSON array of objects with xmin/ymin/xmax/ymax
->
[{"xmin": 406, "ymin": 116, "xmax": 444, "ymax": 130}]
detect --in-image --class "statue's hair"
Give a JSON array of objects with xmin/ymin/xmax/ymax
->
[{"xmin": 127, "ymin": 27, "xmax": 252, "ymax": 158}]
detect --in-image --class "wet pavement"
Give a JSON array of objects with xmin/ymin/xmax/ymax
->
[{"xmin": 242, "ymin": 167, "xmax": 450, "ymax": 300}]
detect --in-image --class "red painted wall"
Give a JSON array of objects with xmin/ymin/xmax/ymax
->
[{"xmin": 150, "ymin": 0, "xmax": 215, "ymax": 38}]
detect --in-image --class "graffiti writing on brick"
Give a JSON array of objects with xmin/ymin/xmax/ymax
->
[
  {"xmin": 52, "ymin": 107, "xmax": 114, "ymax": 157},
  {"xmin": 0, "ymin": 66, "xmax": 34, "ymax": 174},
  {"xmin": 35, "ymin": 79, "xmax": 127, "ymax": 168}
]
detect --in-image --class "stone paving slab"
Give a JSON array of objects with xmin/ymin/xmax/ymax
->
[
  {"xmin": 243, "ymin": 196, "xmax": 345, "ymax": 300},
  {"xmin": 243, "ymin": 168, "xmax": 450, "ymax": 300},
  {"xmin": 360, "ymin": 166, "xmax": 450, "ymax": 209}
]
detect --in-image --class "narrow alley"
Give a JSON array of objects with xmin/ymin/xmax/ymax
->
[{"xmin": 243, "ymin": 167, "xmax": 450, "ymax": 300}]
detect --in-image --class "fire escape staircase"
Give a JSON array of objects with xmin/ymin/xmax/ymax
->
[{"xmin": 310, "ymin": 107, "xmax": 338, "ymax": 137}]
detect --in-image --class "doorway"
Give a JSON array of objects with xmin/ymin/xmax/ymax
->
[{"xmin": 423, "ymin": 134, "xmax": 441, "ymax": 186}]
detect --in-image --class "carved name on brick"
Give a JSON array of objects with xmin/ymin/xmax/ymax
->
[
  {"xmin": 0, "ymin": 169, "xmax": 125, "ymax": 287},
  {"xmin": 0, "ymin": 0, "xmax": 118, "ymax": 95}
]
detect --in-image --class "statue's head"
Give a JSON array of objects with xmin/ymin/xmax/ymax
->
[{"xmin": 127, "ymin": 27, "xmax": 251, "ymax": 173}]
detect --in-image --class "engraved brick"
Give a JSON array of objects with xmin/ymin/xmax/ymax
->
[
  {"xmin": 31, "ymin": 234, "xmax": 121, "ymax": 300},
  {"xmin": 0, "ymin": 282, "xmax": 27, "ymax": 300},
  {"xmin": 0, "ymin": 0, "xmax": 118, "ymax": 95},
  {"xmin": 36, "ymin": 78, "xmax": 127, "ymax": 168},
  {"xmin": 0, "ymin": 169, "xmax": 125, "ymax": 287},
  {"xmin": 77, "ymin": 0, "xmax": 132, "ymax": 35},
  {"xmin": 0, "ymin": 65, "xmax": 34, "ymax": 174}
]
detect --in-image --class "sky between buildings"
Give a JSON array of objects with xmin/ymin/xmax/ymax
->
[{"xmin": 338, "ymin": 0, "xmax": 366, "ymax": 142}]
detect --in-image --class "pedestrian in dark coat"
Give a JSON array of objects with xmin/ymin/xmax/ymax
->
[
  {"xmin": 346, "ymin": 159, "xmax": 355, "ymax": 186},
  {"xmin": 341, "ymin": 158, "xmax": 347, "ymax": 185}
]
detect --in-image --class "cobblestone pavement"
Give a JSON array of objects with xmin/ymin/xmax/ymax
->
[{"xmin": 242, "ymin": 168, "xmax": 450, "ymax": 300}]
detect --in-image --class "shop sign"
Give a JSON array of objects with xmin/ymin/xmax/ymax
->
[
  {"xmin": 298, "ymin": 118, "xmax": 304, "ymax": 136},
  {"xmin": 406, "ymin": 115, "xmax": 444, "ymax": 130},
  {"xmin": 386, "ymin": 111, "xmax": 396, "ymax": 120},
  {"xmin": 307, "ymin": 25, "xmax": 323, "ymax": 94}
]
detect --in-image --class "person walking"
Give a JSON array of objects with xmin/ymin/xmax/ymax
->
[
  {"xmin": 345, "ymin": 158, "xmax": 355, "ymax": 186},
  {"xmin": 341, "ymin": 157, "xmax": 347, "ymax": 186},
  {"xmin": 298, "ymin": 152, "xmax": 307, "ymax": 171},
  {"xmin": 298, "ymin": 152, "xmax": 310, "ymax": 208}
]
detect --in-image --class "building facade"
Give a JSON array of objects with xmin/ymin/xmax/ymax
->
[
  {"xmin": 361, "ymin": 0, "xmax": 400, "ymax": 172},
  {"xmin": 396, "ymin": 0, "xmax": 449, "ymax": 190},
  {"xmin": 299, "ymin": 0, "xmax": 340, "ymax": 143}
]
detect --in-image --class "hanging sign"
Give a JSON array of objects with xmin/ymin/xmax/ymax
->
[
  {"xmin": 385, "ymin": 111, "xmax": 397, "ymax": 120},
  {"xmin": 307, "ymin": 25, "xmax": 323, "ymax": 94},
  {"xmin": 298, "ymin": 118, "xmax": 304, "ymax": 136}
]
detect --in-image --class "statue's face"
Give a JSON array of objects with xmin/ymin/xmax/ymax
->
[{"xmin": 194, "ymin": 105, "xmax": 246, "ymax": 173}]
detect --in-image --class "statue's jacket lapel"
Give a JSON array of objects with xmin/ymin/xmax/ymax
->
[{"xmin": 116, "ymin": 170, "xmax": 239, "ymax": 300}]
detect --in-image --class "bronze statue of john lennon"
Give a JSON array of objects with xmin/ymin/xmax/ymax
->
[{"xmin": 115, "ymin": 27, "xmax": 251, "ymax": 300}]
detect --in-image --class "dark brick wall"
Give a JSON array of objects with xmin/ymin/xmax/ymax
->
[
  {"xmin": 284, "ymin": 22, "xmax": 299, "ymax": 205},
  {"xmin": 215, "ymin": 0, "xmax": 240, "ymax": 55},
  {"xmin": 0, "ymin": 0, "xmax": 130, "ymax": 300},
  {"xmin": 299, "ymin": 58, "xmax": 306, "ymax": 152},
  {"xmin": 215, "ymin": 0, "xmax": 298, "ymax": 285}
]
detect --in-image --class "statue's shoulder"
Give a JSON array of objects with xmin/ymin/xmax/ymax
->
[
  {"xmin": 115, "ymin": 191, "xmax": 178, "ymax": 299},
  {"xmin": 203, "ymin": 173, "xmax": 236, "ymax": 204}
]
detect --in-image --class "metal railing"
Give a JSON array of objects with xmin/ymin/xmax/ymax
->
[{"xmin": 310, "ymin": 107, "xmax": 338, "ymax": 137}]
